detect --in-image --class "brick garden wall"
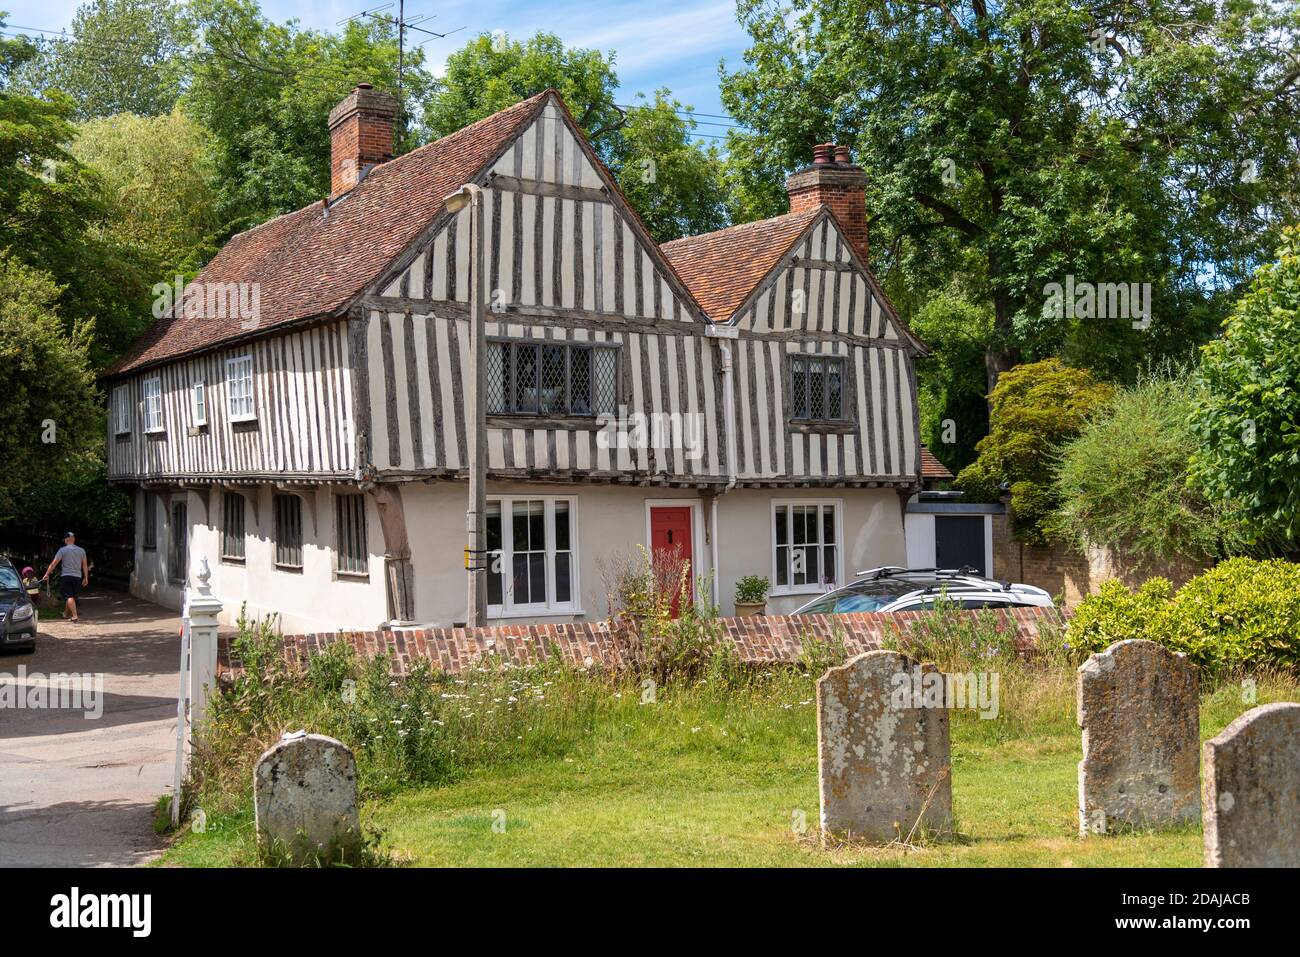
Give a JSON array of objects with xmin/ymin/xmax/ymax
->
[
  {"xmin": 217, "ymin": 606, "xmax": 1066, "ymax": 680},
  {"xmin": 991, "ymin": 512, "xmax": 1209, "ymax": 607}
]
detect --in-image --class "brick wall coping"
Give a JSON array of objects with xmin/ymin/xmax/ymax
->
[{"xmin": 218, "ymin": 607, "xmax": 1068, "ymax": 679}]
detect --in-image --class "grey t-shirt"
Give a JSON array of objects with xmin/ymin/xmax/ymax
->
[{"xmin": 54, "ymin": 544, "xmax": 87, "ymax": 578}]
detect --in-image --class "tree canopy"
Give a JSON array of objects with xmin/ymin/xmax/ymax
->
[
  {"xmin": 720, "ymin": 0, "xmax": 1300, "ymax": 388},
  {"xmin": 1190, "ymin": 225, "xmax": 1300, "ymax": 547},
  {"xmin": 425, "ymin": 32, "xmax": 727, "ymax": 242}
]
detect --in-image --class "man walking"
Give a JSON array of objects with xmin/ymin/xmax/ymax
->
[{"xmin": 42, "ymin": 532, "xmax": 89, "ymax": 622}]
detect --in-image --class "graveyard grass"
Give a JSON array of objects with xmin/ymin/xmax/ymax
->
[{"xmin": 156, "ymin": 616, "xmax": 1300, "ymax": 868}]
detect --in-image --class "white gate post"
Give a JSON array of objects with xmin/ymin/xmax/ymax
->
[{"xmin": 187, "ymin": 556, "xmax": 223, "ymax": 735}]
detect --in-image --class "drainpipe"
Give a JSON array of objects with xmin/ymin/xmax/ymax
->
[{"xmin": 705, "ymin": 324, "xmax": 740, "ymax": 608}]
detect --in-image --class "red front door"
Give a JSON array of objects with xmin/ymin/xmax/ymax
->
[{"xmin": 649, "ymin": 506, "xmax": 693, "ymax": 617}]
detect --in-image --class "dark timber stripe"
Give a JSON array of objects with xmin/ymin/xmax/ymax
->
[
  {"xmin": 490, "ymin": 190, "xmax": 502, "ymax": 301},
  {"xmin": 445, "ymin": 216, "xmax": 458, "ymax": 302},
  {"xmin": 764, "ymin": 340, "xmax": 779, "ymax": 474},
  {"xmin": 446, "ymin": 318, "xmax": 468, "ymax": 469},
  {"xmin": 613, "ymin": 217, "xmax": 625, "ymax": 314},
  {"xmin": 593, "ymin": 205, "xmax": 604, "ymax": 312},
  {"xmin": 573, "ymin": 200, "xmax": 584, "ymax": 310},
  {"xmin": 403, "ymin": 315, "xmax": 424, "ymax": 467},
  {"xmin": 380, "ymin": 314, "xmax": 400, "ymax": 468}
]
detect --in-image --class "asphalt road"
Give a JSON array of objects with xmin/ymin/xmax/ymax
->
[{"xmin": 0, "ymin": 591, "xmax": 182, "ymax": 867}]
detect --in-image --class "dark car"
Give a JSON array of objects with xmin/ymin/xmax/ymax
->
[{"xmin": 0, "ymin": 558, "xmax": 38, "ymax": 652}]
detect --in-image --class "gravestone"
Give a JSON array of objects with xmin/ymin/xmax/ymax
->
[
  {"xmin": 254, "ymin": 732, "xmax": 361, "ymax": 865},
  {"xmin": 1203, "ymin": 702, "xmax": 1300, "ymax": 868},
  {"xmin": 817, "ymin": 650, "xmax": 952, "ymax": 845},
  {"xmin": 1077, "ymin": 639, "xmax": 1200, "ymax": 836}
]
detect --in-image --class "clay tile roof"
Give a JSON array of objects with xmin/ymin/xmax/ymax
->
[
  {"xmin": 920, "ymin": 446, "xmax": 954, "ymax": 481},
  {"xmin": 660, "ymin": 207, "xmax": 822, "ymax": 322},
  {"xmin": 107, "ymin": 92, "xmax": 550, "ymax": 377}
]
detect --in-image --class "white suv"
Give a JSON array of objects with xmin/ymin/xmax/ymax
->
[{"xmin": 791, "ymin": 566, "xmax": 1054, "ymax": 615}]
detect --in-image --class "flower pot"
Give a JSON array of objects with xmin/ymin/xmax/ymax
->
[{"xmin": 734, "ymin": 601, "xmax": 766, "ymax": 618}]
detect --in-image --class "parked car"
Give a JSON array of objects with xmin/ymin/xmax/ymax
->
[
  {"xmin": 791, "ymin": 566, "xmax": 1054, "ymax": 615},
  {"xmin": 0, "ymin": 557, "xmax": 38, "ymax": 652}
]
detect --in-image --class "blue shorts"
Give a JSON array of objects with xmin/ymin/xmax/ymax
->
[{"xmin": 60, "ymin": 575, "xmax": 82, "ymax": 598}]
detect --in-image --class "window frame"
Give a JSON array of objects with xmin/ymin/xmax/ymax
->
[
  {"xmin": 142, "ymin": 492, "xmax": 158, "ymax": 551},
  {"xmin": 192, "ymin": 380, "xmax": 208, "ymax": 427},
  {"xmin": 334, "ymin": 492, "xmax": 369, "ymax": 579},
  {"xmin": 485, "ymin": 495, "xmax": 580, "ymax": 618},
  {"xmin": 220, "ymin": 492, "xmax": 246, "ymax": 563},
  {"xmin": 113, "ymin": 385, "xmax": 132, "ymax": 435},
  {"xmin": 168, "ymin": 499, "xmax": 188, "ymax": 584},
  {"xmin": 142, "ymin": 375, "xmax": 164, "ymax": 434},
  {"xmin": 485, "ymin": 338, "xmax": 620, "ymax": 419},
  {"xmin": 225, "ymin": 353, "xmax": 256, "ymax": 423},
  {"xmin": 274, "ymin": 493, "xmax": 304, "ymax": 571},
  {"xmin": 770, "ymin": 499, "xmax": 844, "ymax": 597},
  {"xmin": 787, "ymin": 353, "xmax": 850, "ymax": 425}
]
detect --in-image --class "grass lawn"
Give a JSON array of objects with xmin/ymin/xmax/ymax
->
[{"xmin": 157, "ymin": 654, "xmax": 1293, "ymax": 868}]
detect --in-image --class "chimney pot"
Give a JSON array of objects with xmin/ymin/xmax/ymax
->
[
  {"xmin": 328, "ymin": 82, "xmax": 398, "ymax": 199},
  {"xmin": 785, "ymin": 144, "xmax": 871, "ymax": 261}
]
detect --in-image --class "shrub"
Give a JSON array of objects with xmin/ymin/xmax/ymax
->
[
  {"xmin": 735, "ymin": 575, "xmax": 769, "ymax": 604},
  {"xmin": 1067, "ymin": 558, "xmax": 1300, "ymax": 673},
  {"xmin": 955, "ymin": 358, "xmax": 1114, "ymax": 545},
  {"xmin": 1055, "ymin": 367, "xmax": 1255, "ymax": 562}
]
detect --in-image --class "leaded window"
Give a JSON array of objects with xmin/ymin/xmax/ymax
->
[
  {"xmin": 790, "ymin": 355, "xmax": 847, "ymax": 421},
  {"xmin": 486, "ymin": 341, "xmax": 618, "ymax": 417}
]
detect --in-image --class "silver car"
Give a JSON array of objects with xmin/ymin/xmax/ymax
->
[{"xmin": 791, "ymin": 566, "xmax": 1054, "ymax": 615}]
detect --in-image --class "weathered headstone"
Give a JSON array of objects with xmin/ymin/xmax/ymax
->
[
  {"xmin": 817, "ymin": 650, "xmax": 951, "ymax": 845},
  {"xmin": 1077, "ymin": 639, "xmax": 1200, "ymax": 836},
  {"xmin": 1203, "ymin": 702, "xmax": 1300, "ymax": 868},
  {"xmin": 254, "ymin": 732, "xmax": 361, "ymax": 865}
]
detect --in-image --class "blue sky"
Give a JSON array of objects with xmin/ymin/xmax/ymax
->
[{"xmin": 3, "ymin": 0, "xmax": 753, "ymax": 133}]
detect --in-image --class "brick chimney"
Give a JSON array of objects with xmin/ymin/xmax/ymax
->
[
  {"xmin": 786, "ymin": 143, "xmax": 870, "ymax": 261},
  {"xmin": 328, "ymin": 83, "xmax": 398, "ymax": 198}
]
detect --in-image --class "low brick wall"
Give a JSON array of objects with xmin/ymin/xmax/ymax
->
[{"xmin": 217, "ymin": 606, "xmax": 1066, "ymax": 679}]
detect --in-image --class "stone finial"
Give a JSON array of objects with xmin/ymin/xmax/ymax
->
[
  {"xmin": 1077, "ymin": 639, "xmax": 1200, "ymax": 835},
  {"xmin": 194, "ymin": 555, "xmax": 212, "ymax": 597}
]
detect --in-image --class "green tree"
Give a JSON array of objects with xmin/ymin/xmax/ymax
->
[
  {"xmin": 609, "ymin": 91, "xmax": 727, "ymax": 241},
  {"xmin": 720, "ymin": 0, "xmax": 1300, "ymax": 389},
  {"xmin": 17, "ymin": 0, "xmax": 186, "ymax": 120},
  {"xmin": 956, "ymin": 358, "xmax": 1113, "ymax": 544},
  {"xmin": 0, "ymin": 22, "xmax": 152, "ymax": 362},
  {"xmin": 425, "ymin": 32, "xmax": 727, "ymax": 242},
  {"xmin": 1056, "ymin": 367, "xmax": 1255, "ymax": 562},
  {"xmin": 424, "ymin": 32, "xmax": 625, "ymax": 153},
  {"xmin": 910, "ymin": 289, "xmax": 992, "ymax": 474},
  {"xmin": 182, "ymin": 0, "xmax": 431, "ymax": 235},
  {"xmin": 1190, "ymin": 226, "xmax": 1300, "ymax": 546},
  {"xmin": 71, "ymin": 108, "xmax": 221, "ymax": 276},
  {"xmin": 0, "ymin": 256, "xmax": 101, "ymax": 523}
]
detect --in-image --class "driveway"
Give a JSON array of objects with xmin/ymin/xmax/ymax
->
[{"xmin": 0, "ymin": 590, "xmax": 182, "ymax": 867}]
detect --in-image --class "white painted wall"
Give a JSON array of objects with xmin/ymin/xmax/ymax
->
[
  {"xmin": 402, "ymin": 480, "xmax": 710, "ymax": 627},
  {"xmin": 714, "ymin": 487, "xmax": 906, "ymax": 616},
  {"xmin": 130, "ymin": 484, "xmax": 388, "ymax": 634},
  {"xmin": 905, "ymin": 513, "xmax": 936, "ymax": 569}
]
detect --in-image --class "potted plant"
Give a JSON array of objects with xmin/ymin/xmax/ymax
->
[{"xmin": 734, "ymin": 575, "xmax": 770, "ymax": 617}]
